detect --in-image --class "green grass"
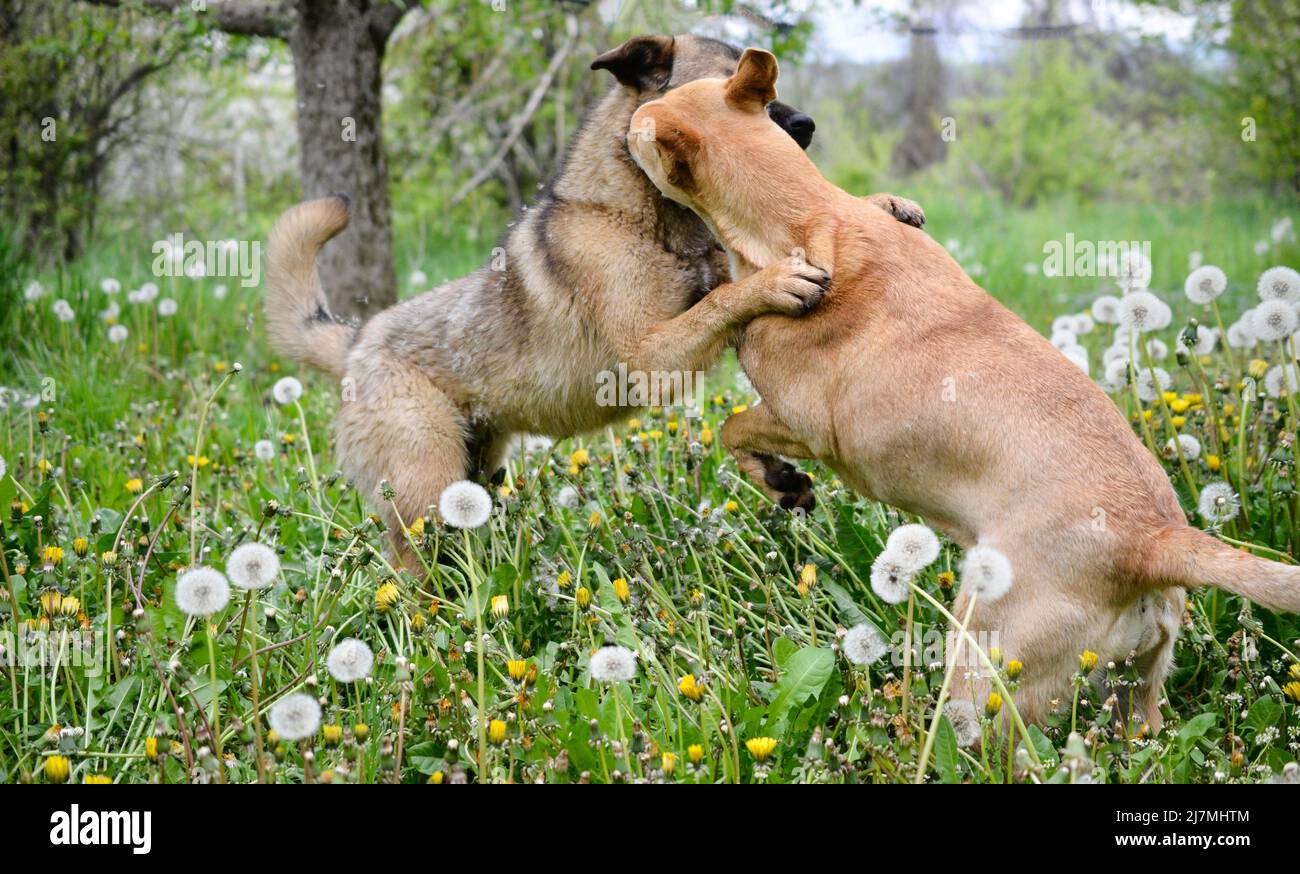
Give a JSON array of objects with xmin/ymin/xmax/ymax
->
[{"xmin": 1, "ymin": 196, "xmax": 1298, "ymax": 784}]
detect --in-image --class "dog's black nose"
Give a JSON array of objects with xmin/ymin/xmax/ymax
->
[{"xmin": 787, "ymin": 113, "xmax": 815, "ymax": 137}]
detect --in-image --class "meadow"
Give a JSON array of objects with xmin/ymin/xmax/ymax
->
[{"xmin": 2, "ymin": 190, "xmax": 1299, "ymax": 784}]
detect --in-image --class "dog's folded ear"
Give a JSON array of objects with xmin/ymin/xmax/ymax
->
[
  {"xmin": 592, "ymin": 35, "xmax": 676, "ymax": 91},
  {"xmin": 724, "ymin": 47, "xmax": 779, "ymax": 112}
]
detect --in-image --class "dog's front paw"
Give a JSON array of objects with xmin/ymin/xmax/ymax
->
[
  {"xmin": 754, "ymin": 257, "xmax": 830, "ymax": 317},
  {"xmin": 866, "ymin": 193, "xmax": 925, "ymax": 229},
  {"xmin": 764, "ymin": 459, "xmax": 816, "ymax": 513}
]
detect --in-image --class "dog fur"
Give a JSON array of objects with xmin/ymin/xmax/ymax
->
[
  {"xmin": 627, "ymin": 48, "xmax": 1300, "ymax": 733},
  {"xmin": 264, "ymin": 35, "xmax": 923, "ymax": 566}
]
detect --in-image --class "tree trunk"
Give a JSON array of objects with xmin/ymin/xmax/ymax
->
[
  {"xmin": 891, "ymin": 21, "xmax": 947, "ymax": 176},
  {"xmin": 288, "ymin": 0, "xmax": 397, "ymax": 322}
]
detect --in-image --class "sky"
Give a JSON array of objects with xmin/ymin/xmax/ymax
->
[{"xmin": 672, "ymin": 0, "xmax": 1205, "ymax": 64}]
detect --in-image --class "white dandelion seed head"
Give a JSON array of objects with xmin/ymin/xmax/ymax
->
[
  {"xmin": 100, "ymin": 278, "xmax": 120, "ymax": 295},
  {"xmin": 438, "ymin": 480, "xmax": 492, "ymax": 528},
  {"xmin": 1050, "ymin": 328, "xmax": 1078, "ymax": 350},
  {"xmin": 409, "ymin": 269, "xmax": 428, "ymax": 287},
  {"xmin": 326, "ymin": 638, "xmax": 374, "ymax": 683},
  {"xmin": 24, "ymin": 280, "xmax": 46, "ymax": 301},
  {"xmin": 1250, "ymin": 299, "xmax": 1298, "ymax": 342},
  {"xmin": 1119, "ymin": 291, "xmax": 1169, "ymax": 334},
  {"xmin": 1188, "ymin": 250, "xmax": 1203, "ymax": 271},
  {"xmin": 1272, "ymin": 217, "xmax": 1294, "ymax": 244},
  {"xmin": 1062, "ymin": 345, "xmax": 1090, "ymax": 375},
  {"xmin": 254, "ymin": 439, "xmax": 276, "ymax": 461},
  {"xmin": 101, "ymin": 301, "xmax": 120, "ymax": 321},
  {"xmin": 1072, "ymin": 313, "xmax": 1095, "ymax": 335},
  {"xmin": 268, "ymin": 692, "xmax": 322, "ymax": 741},
  {"xmin": 184, "ymin": 261, "xmax": 206, "ymax": 279},
  {"xmin": 1257, "ymin": 266, "xmax": 1300, "ymax": 304},
  {"xmin": 589, "ymin": 645, "xmax": 637, "ymax": 682},
  {"xmin": 0, "ymin": 456, "xmax": 6, "ymax": 479},
  {"xmin": 1254, "ymin": 240, "xmax": 1270, "ymax": 256},
  {"xmin": 136, "ymin": 284, "xmax": 158, "ymax": 303},
  {"xmin": 1198, "ymin": 481, "xmax": 1240, "ymax": 525},
  {"xmin": 1183, "ymin": 327, "xmax": 1219, "ymax": 356},
  {"xmin": 272, "ymin": 376, "xmax": 304, "ymax": 406},
  {"xmin": 158, "ymin": 298, "xmax": 178, "ymax": 317},
  {"xmin": 1102, "ymin": 342, "xmax": 1132, "ymax": 367},
  {"xmin": 1163, "ymin": 434, "xmax": 1201, "ymax": 462},
  {"xmin": 1102, "ymin": 357, "xmax": 1131, "ymax": 393},
  {"xmin": 1184, "ymin": 265, "xmax": 1227, "ymax": 304},
  {"xmin": 1111, "ymin": 249, "xmax": 1152, "ymax": 293},
  {"xmin": 1145, "ymin": 338, "xmax": 1168, "ymax": 361},
  {"xmin": 945, "ymin": 699, "xmax": 982, "ymax": 748},
  {"xmin": 213, "ymin": 284, "xmax": 228, "ymax": 300},
  {"xmin": 523, "ymin": 434, "xmax": 553, "ymax": 454},
  {"xmin": 175, "ymin": 567, "xmax": 231, "ymax": 617},
  {"xmin": 869, "ymin": 551, "xmax": 914, "ymax": 605},
  {"xmin": 1264, "ymin": 364, "xmax": 1299, "ymax": 399},
  {"xmin": 1091, "ymin": 295, "xmax": 1122, "ymax": 325},
  {"xmin": 842, "ymin": 623, "xmax": 889, "ymax": 667},
  {"xmin": 1135, "ymin": 367, "xmax": 1171, "ymax": 403},
  {"xmin": 1227, "ymin": 319, "xmax": 1256, "ymax": 350},
  {"xmin": 885, "ymin": 523, "xmax": 941, "ymax": 571},
  {"xmin": 1051, "ymin": 315, "xmax": 1077, "ymax": 335},
  {"xmin": 107, "ymin": 325, "xmax": 128, "ymax": 344},
  {"xmin": 556, "ymin": 485, "xmax": 580, "ymax": 509},
  {"xmin": 226, "ymin": 541, "xmax": 280, "ymax": 590},
  {"xmin": 53, "ymin": 300, "xmax": 75, "ymax": 322},
  {"xmin": 960, "ymin": 545, "xmax": 1013, "ymax": 602}
]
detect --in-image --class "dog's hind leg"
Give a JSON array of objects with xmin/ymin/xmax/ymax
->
[
  {"xmin": 720, "ymin": 405, "xmax": 815, "ymax": 511},
  {"xmin": 336, "ymin": 358, "xmax": 470, "ymax": 572}
]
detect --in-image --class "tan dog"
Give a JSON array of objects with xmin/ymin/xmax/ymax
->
[
  {"xmin": 628, "ymin": 48, "xmax": 1300, "ymax": 731},
  {"xmin": 264, "ymin": 35, "xmax": 922, "ymax": 567}
]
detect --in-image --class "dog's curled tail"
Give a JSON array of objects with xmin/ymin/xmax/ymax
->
[
  {"xmin": 1149, "ymin": 525, "xmax": 1300, "ymax": 613},
  {"xmin": 264, "ymin": 195, "xmax": 354, "ymax": 378}
]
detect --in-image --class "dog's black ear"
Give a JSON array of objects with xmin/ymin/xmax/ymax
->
[
  {"xmin": 725, "ymin": 47, "xmax": 779, "ymax": 111},
  {"xmin": 592, "ymin": 35, "xmax": 676, "ymax": 91}
]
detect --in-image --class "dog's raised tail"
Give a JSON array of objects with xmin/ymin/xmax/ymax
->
[
  {"xmin": 1149, "ymin": 525, "xmax": 1300, "ymax": 613},
  {"xmin": 264, "ymin": 195, "xmax": 354, "ymax": 378}
]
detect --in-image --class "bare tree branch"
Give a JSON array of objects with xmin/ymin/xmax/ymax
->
[
  {"xmin": 368, "ymin": 0, "xmax": 413, "ymax": 44},
  {"xmin": 451, "ymin": 14, "xmax": 578, "ymax": 206},
  {"xmin": 79, "ymin": 0, "xmax": 293, "ymax": 39}
]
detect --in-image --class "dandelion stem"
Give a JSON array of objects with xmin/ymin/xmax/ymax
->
[
  {"xmin": 189, "ymin": 369, "xmax": 238, "ymax": 566},
  {"xmin": 914, "ymin": 592, "xmax": 978, "ymax": 784}
]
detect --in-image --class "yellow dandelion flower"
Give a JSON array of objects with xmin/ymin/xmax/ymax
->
[
  {"xmin": 125, "ymin": 477, "xmax": 144, "ymax": 494},
  {"xmin": 570, "ymin": 447, "xmax": 590, "ymax": 468},
  {"xmin": 40, "ymin": 591, "xmax": 63, "ymax": 615},
  {"xmin": 1170, "ymin": 398, "xmax": 1189, "ymax": 414},
  {"xmin": 799, "ymin": 563, "xmax": 817, "ymax": 588},
  {"xmin": 699, "ymin": 426, "xmax": 713, "ymax": 447},
  {"xmin": 1006, "ymin": 659, "xmax": 1024, "ymax": 680},
  {"xmin": 1289, "ymin": 663, "xmax": 1300, "ymax": 681},
  {"xmin": 43, "ymin": 545, "xmax": 64, "ymax": 567},
  {"xmin": 354, "ymin": 723, "xmax": 370, "ymax": 742},
  {"xmin": 322, "ymin": 724, "xmax": 343, "ymax": 747},
  {"xmin": 556, "ymin": 570, "xmax": 572, "ymax": 590},
  {"xmin": 1248, "ymin": 359, "xmax": 1269, "ymax": 379},
  {"xmin": 72, "ymin": 537, "xmax": 88, "ymax": 556},
  {"xmin": 627, "ymin": 418, "xmax": 641, "ymax": 430},
  {"xmin": 488, "ymin": 719, "xmax": 508, "ymax": 745},
  {"xmin": 44, "ymin": 755, "xmax": 70, "ymax": 784},
  {"xmin": 37, "ymin": 458, "xmax": 53, "ymax": 474},
  {"xmin": 612, "ymin": 577, "xmax": 630, "ymax": 603},
  {"xmin": 375, "ymin": 581, "xmax": 400, "ymax": 613},
  {"xmin": 677, "ymin": 674, "xmax": 703, "ymax": 702},
  {"xmin": 985, "ymin": 692, "xmax": 1003, "ymax": 717},
  {"xmin": 661, "ymin": 752, "xmax": 678, "ymax": 776},
  {"xmin": 490, "ymin": 594, "xmax": 510, "ymax": 619},
  {"xmin": 588, "ymin": 510, "xmax": 602, "ymax": 527},
  {"xmin": 1206, "ymin": 454, "xmax": 1221, "ymax": 472},
  {"xmin": 59, "ymin": 595, "xmax": 80, "ymax": 617},
  {"xmin": 1171, "ymin": 416, "xmax": 1185, "ymax": 429},
  {"xmin": 937, "ymin": 571, "xmax": 955, "ymax": 590},
  {"xmin": 83, "ymin": 774, "xmax": 111, "ymax": 784},
  {"xmin": 731, "ymin": 404, "xmax": 748, "ymax": 415},
  {"xmin": 507, "ymin": 659, "xmax": 528, "ymax": 682},
  {"xmin": 687, "ymin": 743, "xmax": 705, "ymax": 765},
  {"xmin": 575, "ymin": 587, "xmax": 591, "ymax": 609},
  {"xmin": 1079, "ymin": 649, "xmax": 1099, "ymax": 672},
  {"xmin": 1283, "ymin": 681, "xmax": 1300, "ymax": 703},
  {"xmin": 745, "ymin": 736, "xmax": 778, "ymax": 762},
  {"xmin": 723, "ymin": 500, "xmax": 739, "ymax": 514}
]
